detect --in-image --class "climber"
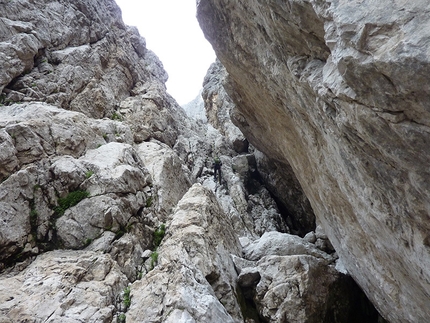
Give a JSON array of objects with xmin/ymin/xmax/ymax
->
[{"xmin": 213, "ymin": 157, "xmax": 222, "ymax": 184}]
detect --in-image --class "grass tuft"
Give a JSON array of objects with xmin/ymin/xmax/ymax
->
[{"xmin": 54, "ymin": 190, "xmax": 90, "ymax": 217}]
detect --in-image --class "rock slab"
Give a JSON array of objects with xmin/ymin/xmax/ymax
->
[{"xmin": 197, "ymin": 0, "xmax": 430, "ymax": 322}]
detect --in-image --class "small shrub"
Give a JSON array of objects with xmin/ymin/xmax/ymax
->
[
  {"xmin": 145, "ymin": 196, "xmax": 153, "ymax": 207},
  {"xmin": 30, "ymin": 208, "xmax": 38, "ymax": 228},
  {"xmin": 54, "ymin": 190, "xmax": 90, "ymax": 216},
  {"xmin": 123, "ymin": 286, "xmax": 131, "ymax": 310},
  {"xmin": 30, "ymin": 208, "xmax": 38, "ymax": 219},
  {"xmin": 85, "ymin": 170, "xmax": 94, "ymax": 178},
  {"xmin": 84, "ymin": 238, "xmax": 92, "ymax": 247},
  {"xmin": 150, "ymin": 251, "xmax": 158, "ymax": 270},
  {"xmin": 111, "ymin": 112, "xmax": 123, "ymax": 121},
  {"xmin": 118, "ymin": 313, "xmax": 126, "ymax": 323},
  {"xmin": 153, "ymin": 224, "xmax": 165, "ymax": 248}
]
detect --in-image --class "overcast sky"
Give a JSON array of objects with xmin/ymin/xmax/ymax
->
[{"xmin": 115, "ymin": 0, "xmax": 216, "ymax": 105}]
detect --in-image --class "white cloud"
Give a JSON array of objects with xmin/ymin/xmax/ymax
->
[{"xmin": 115, "ymin": 0, "xmax": 216, "ymax": 105}]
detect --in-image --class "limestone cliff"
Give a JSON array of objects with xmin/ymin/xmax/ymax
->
[
  {"xmin": 197, "ymin": 1, "xmax": 430, "ymax": 322},
  {"xmin": 0, "ymin": 0, "xmax": 387, "ymax": 322}
]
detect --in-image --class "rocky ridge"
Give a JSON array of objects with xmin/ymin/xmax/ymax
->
[
  {"xmin": 197, "ymin": 0, "xmax": 430, "ymax": 322},
  {"xmin": 1, "ymin": 0, "xmax": 383, "ymax": 322}
]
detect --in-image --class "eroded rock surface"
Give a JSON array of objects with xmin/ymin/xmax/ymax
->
[
  {"xmin": 197, "ymin": 0, "xmax": 430, "ymax": 322},
  {"xmin": 0, "ymin": 0, "xmax": 386, "ymax": 322},
  {"xmin": 202, "ymin": 60, "xmax": 316, "ymax": 237},
  {"xmin": 0, "ymin": 250, "xmax": 128, "ymax": 322},
  {"xmin": 233, "ymin": 231, "xmax": 380, "ymax": 323},
  {"xmin": 127, "ymin": 184, "xmax": 243, "ymax": 323}
]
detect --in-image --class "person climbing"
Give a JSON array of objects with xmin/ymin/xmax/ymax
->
[{"xmin": 213, "ymin": 157, "xmax": 222, "ymax": 184}]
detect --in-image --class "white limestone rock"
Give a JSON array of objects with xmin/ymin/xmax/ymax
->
[
  {"xmin": 126, "ymin": 184, "xmax": 243, "ymax": 323},
  {"xmin": 201, "ymin": 153, "xmax": 290, "ymax": 239},
  {"xmin": 53, "ymin": 143, "xmax": 152, "ymax": 250},
  {"xmin": 254, "ymin": 255, "xmax": 338, "ymax": 323},
  {"xmin": 202, "ymin": 60, "xmax": 249, "ymax": 153},
  {"xmin": 200, "ymin": 60, "xmax": 315, "ymax": 237},
  {"xmin": 0, "ymin": 129, "xmax": 19, "ymax": 179},
  {"xmin": 243, "ymin": 231, "xmax": 333, "ymax": 262},
  {"xmin": 182, "ymin": 90, "xmax": 207, "ymax": 122},
  {"xmin": 80, "ymin": 142, "xmax": 151, "ymax": 196},
  {"xmin": 0, "ymin": 250, "xmax": 128, "ymax": 323},
  {"xmin": 198, "ymin": 0, "xmax": 430, "ymax": 321},
  {"xmin": 136, "ymin": 140, "xmax": 192, "ymax": 216},
  {"xmin": 0, "ymin": 0, "xmax": 153, "ymax": 119}
]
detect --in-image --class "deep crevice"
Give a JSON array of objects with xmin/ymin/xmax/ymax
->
[
  {"xmin": 246, "ymin": 164, "xmax": 315, "ymax": 237},
  {"xmin": 236, "ymin": 283, "xmax": 267, "ymax": 323}
]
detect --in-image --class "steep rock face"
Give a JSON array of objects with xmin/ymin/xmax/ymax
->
[
  {"xmin": 0, "ymin": 0, "xmax": 162, "ymax": 119},
  {"xmin": 126, "ymin": 184, "xmax": 243, "ymax": 323},
  {"xmin": 202, "ymin": 60, "xmax": 249, "ymax": 153},
  {"xmin": 200, "ymin": 60, "xmax": 380, "ymax": 322},
  {"xmin": 202, "ymin": 60, "xmax": 316, "ymax": 237},
  {"xmin": 182, "ymin": 90, "xmax": 208, "ymax": 122},
  {"xmin": 0, "ymin": 0, "xmax": 390, "ymax": 322},
  {"xmin": 197, "ymin": 1, "xmax": 430, "ymax": 322},
  {"xmin": 0, "ymin": 0, "xmax": 193, "ymax": 320},
  {"xmin": 136, "ymin": 140, "xmax": 192, "ymax": 215}
]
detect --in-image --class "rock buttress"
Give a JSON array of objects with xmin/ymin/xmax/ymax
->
[{"xmin": 197, "ymin": 1, "xmax": 430, "ymax": 322}]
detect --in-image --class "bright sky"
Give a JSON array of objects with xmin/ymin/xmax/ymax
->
[{"xmin": 115, "ymin": 0, "xmax": 216, "ymax": 105}]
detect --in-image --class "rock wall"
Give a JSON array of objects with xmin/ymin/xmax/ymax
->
[
  {"xmin": 0, "ymin": 0, "xmax": 193, "ymax": 321},
  {"xmin": 0, "ymin": 0, "xmax": 386, "ymax": 322},
  {"xmin": 197, "ymin": 1, "xmax": 430, "ymax": 322},
  {"xmin": 202, "ymin": 60, "xmax": 316, "ymax": 237}
]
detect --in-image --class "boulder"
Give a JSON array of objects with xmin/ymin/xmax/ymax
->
[
  {"xmin": 136, "ymin": 140, "xmax": 192, "ymax": 216},
  {"xmin": 242, "ymin": 231, "xmax": 333, "ymax": 261},
  {"xmin": 0, "ymin": 250, "xmax": 128, "ymax": 323},
  {"xmin": 253, "ymin": 255, "xmax": 378, "ymax": 323},
  {"xmin": 233, "ymin": 234, "xmax": 380, "ymax": 323}
]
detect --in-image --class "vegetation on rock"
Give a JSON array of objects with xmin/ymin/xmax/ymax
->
[{"xmin": 54, "ymin": 190, "xmax": 90, "ymax": 216}]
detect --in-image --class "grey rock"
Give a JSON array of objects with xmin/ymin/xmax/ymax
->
[
  {"xmin": 126, "ymin": 184, "xmax": 243, "ymax": 323},
  {"xmin": 136, "ymin": 140, "xmax": 192, "ymax": 216},
  {"xmin": 202, "ymin": 60, "xmax": 249, "ymax": 153},
  {"xmin": 243, "ymin": 231, "xmax": 333, "ymax": 261},
  {"xmin": 237, "ymin": 267, "xmax": 261, "ymax": 288},
  {"xmin": 0, "ymin": 129, "xmax": 18, "ymax": 179},
  {"xmin": 303, "ymin": 231, "xmax": 316, "ymax": 244},
  {"xmin": 0, "ymin": 250, "xmax": 128, "ymax": 323},
  {"xmin": 253, "ymin": 255, "xmax": 340, "ymax": 323},
  {"xmin": 0, "ymin": 0, "xmax": 388, "ymax": 322},
  {"xmin": 198, "ymin": 0, "xmax": 430, "ymax": 321},
  {"xmin": 182, "ymin": 90, "xmax": 207, "ymax": 122},
  {"xmin": 253, "ymin": 150, "xmax": 316, "ymax": 237}
]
